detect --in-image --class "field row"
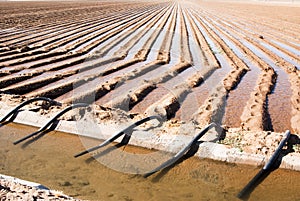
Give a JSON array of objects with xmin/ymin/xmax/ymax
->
[{"xmin": 0, "ymin": 1, "xmax": 299, "ymax": 133}]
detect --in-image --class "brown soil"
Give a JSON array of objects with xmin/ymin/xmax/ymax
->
[
  {"xmin": 0, "ymin": 177, "xmax": 81, "ymax": 201},
  {"xmin": 0, "ymin": 0, "xmax": 300, "ymax": 168}
]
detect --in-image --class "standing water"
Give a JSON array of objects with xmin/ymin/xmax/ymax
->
[{"xmin": 1, "ymin": 123, "xmax": 300, "ymax": 201}]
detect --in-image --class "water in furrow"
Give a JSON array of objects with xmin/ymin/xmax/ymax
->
[
  {"xmin": 260, "ymin": 42, "xmax": 299, "ymax": 68},
  {"xmin": 58, "ymin": 4, "xmax": 174, "ymax": 104},
  {"xmin": 243, "ymin": 41, "xmax": 292, "ymax": 131},
  {"xmin": 204, "ymin": 17, "xmax": 260, "ymax": 128},
  {"xmin": 95, "ymin": 4, "xmax": 176, "ymax": 109},
  {"xmin": 0, "ymin": 8, "xmax": 148, "ymax": 68}
]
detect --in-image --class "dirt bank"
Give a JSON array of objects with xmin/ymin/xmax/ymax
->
[{"xmin": 0, "ymin": 174, "xmax": 81, "ymax": 201}]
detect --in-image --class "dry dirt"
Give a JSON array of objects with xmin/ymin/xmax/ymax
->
[{"xmin": 0, "ymin": 176, "xmax": 81, "ymax": 201}]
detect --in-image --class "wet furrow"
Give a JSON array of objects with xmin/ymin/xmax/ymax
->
[
  {"xmin": 57, "ymin": 4, "xmax": 176, "ymax": 104},
  {"xmin": 236, "ymin": 20, "xmax": 300, "ymax": 54},
  {"xmin": 95, "ymin": 4, "xmax": 179, "ymax": 109},
  {"xmin": 192, "ymin": 7, "xmax": 296, "ymax": 131},
  {"xmin": 211, "ymin": 14, "xmax": 296, "ymax": 132},
  {"xmin": 16, "ymin": 3, "xmax": 172, "ymax": 101},
  {"xmin": 0, "ymin": 7, "xmax": 143, "ymax": 58},
  {"xmin": 0, "ymin": 3, "xmax": 150, "ymax": 42},
  {"xmin": 200, "ymin": 4, "xmax": 300, "ymax": 45},
  {"xmin": 0, "ymin": 0, "xmax": 298, "ymax": 135},
  {"xmin": 17, "ymin": 4, "xmax": 173, "ymax": 99},
  {"xmin": 207, "ymin": 14, "xmax": 300, "ymax": 66},
  {"xmin": 221, "ymin": 21, "xmax": 300, "ymax": 65},
  {"xmin": 194, "ymin": 15, "xmax": 259, "ymax": 128},
  {"xmin": 0, "ymin": 4, "xmax": 169, "ymax": 77},
  {"xmin": 0, "ymin": 5, "xmax": 170, "ymax": 88},
  {"xmin": 127, "ymin": 6, "xmax": 184, "ymax": 114},
  {"xmin": 185, "ymin": 9, "xmax": 247, "ymax": 128},
  {"xmin": 198, "ymin": 6, "xmax": 300, "ymax": 61},
  {"xmin": 172, "ymin": 6, "xmax": 221, "ymax": 121},
  {"xmin": 141, "ymin": 5, "xmax": 199, "ymax": 120},
  {"xmin": 0, "ymin": 6, "xmax": 160, "ymax": 69}
]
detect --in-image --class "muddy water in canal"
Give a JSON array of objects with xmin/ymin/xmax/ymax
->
[{"xmin": 1, "ymin": 123, "xmax": 300, "ymax": 201}]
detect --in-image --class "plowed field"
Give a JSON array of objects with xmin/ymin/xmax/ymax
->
[{"xmin": 0, "ymin": 0, "xmax": 299, "ymax": 135}]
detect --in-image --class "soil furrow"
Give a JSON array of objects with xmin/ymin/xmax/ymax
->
[
  {"xmin": 57, "ymin": 4, "xmax": 175, "ymax": 104},
  {"xmin": 92, "ymin": 5, "xmax": 169, "ymax": 58},
  {"xmin": 221, "ymin": 19, "xmax": 299, "ymax": 65},
  {"xmin": 0, "ymin": 4, "xmax": 140, "ymax": 42},
  {"xmin": 183, "ymin": 9, "xmax": 249, "ymax": 130},
  {"xmin": 14, "ymin": 6, "xmax": 174, "ymax": 99},
  {"xmin": 192, "ymin": 11, "xmax": 279, "ymax": 131},
  {"xmin": 0, "ymin": 0, "xmax": 298, "ymax": 137},
  {"xmin": 141, "ymin": 6, "xmax": 198, "ymax": 119},
  {"xmin": 212, "ymin": 15, "xmax": 295, "ymax": 132},
  {"xmin": 184, "ymin": 8, "xmax": 219, "ymax": 68},
  {"xmin": 96, "ymin": 5, "xmax": 178, "ymax": 110},
  {"xmin": 0, "ymin": 8, "xmax": 152, "ymax": 68},
  {"xmin": 104, "ymin": 62, "xmax": 191, "ymax": 112},
  {"xmin": 199, "ymin": 3, "xmax": 300, "ymax": 44},
  {"xmin": 0, "ymin": 10, "xmax": 136, "ymax": 59},
  {"xmin": 0, "ymin": 13, "xmax": 157, "ymax": 76},
  {"xmin": 171, "ymin": 7, "xmax": 221, "ymax": 122},
  {"xmin": 62, "ymin": 60, "xmax": 166, "ymax": 105},
  {"xmin": 0, "ymin": 6, "xmax": 169, "ymax": 86},
  {"xmin": 109, "ymin": 4, "xmax": 172, "ymax": 59},
  {"xmin": 211, "ymin": 16, "xmax": 300, "ymax": 65},
  {"xmin": 23, "ymin": 59, "xmax": 137, "ymax": 98},
  {"xmin": 130, "ymin": 4, "xmax": 174, "ymax": 61},
  {"xmin": 199, "ymin": 5, "xmax": 300, "ymax": 56}
]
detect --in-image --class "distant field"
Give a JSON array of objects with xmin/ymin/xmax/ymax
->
[{"xmin": 0, "ymin": 0, "xmax": 299, "ymax": 133}]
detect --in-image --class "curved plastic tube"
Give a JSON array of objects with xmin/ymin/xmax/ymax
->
[
  {"xmin": 143, "ymin": 122, "xmax": 217, "ymax": 178},
  {"xmin": 74, "ymin": 115, "xmax": 162, "ymax": 158},
  {"xmin": 13, "ymin": 103, "xmax": 89, "ymax": 145},
  {"xmin": 237, "ymin": 130, "xmax": 291, "ymax": 199},
  {"xmin": 0, "ymin": 97, "xmax": 61, "ymax": 123}
]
